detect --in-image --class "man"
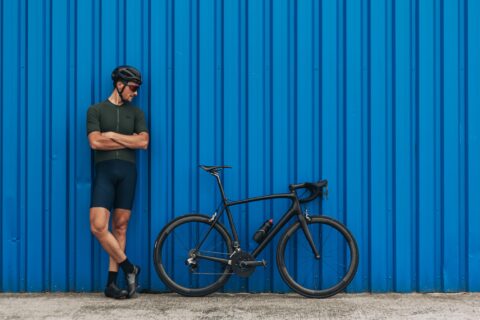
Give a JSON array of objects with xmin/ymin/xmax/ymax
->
[{"xmin": 87, "ymin": 65, "xmax": 149, "ymax": 299}]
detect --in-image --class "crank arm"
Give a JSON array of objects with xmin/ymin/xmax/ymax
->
[{"xmin": 239, "ymin": 260, "xmax": 267, "ymax": 268}]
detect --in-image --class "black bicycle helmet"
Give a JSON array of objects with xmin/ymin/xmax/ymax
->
[{"xmin": 111, "ymin": 65, "xmax": 142, "ymax": 86}]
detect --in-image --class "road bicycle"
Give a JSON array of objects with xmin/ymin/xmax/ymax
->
[{"xmin": 153, "ymin": 165, "xmax": 359, "ymax": 298}]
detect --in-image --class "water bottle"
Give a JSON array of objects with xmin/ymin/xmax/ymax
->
[{"xmin": 253, "ymin": 219, "xmax": 273, "ymax": 243}]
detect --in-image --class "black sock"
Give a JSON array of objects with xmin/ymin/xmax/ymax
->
[
  {"xmin": 107, "ymin": 271, "xmax": 118, "ymax": 286},
  {"xmin": 119, "ymin": 258, "xmax": 134, "ymax": 274}
]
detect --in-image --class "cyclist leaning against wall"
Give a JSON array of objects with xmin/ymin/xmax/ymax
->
[{"xmin": 86, "ymin": 65, "xmax": 149, "ymax": 299}]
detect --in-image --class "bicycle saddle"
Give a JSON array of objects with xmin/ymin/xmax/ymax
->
[{"xmin": 199, "ymin": 165, "xmax": 232, "ymax": 173}]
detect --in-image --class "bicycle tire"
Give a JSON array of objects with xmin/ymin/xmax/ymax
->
[
  {"xmin": 276, "ymin": 215, "xmax": 359, "ymax": 298},
  {"xmin": 153, "ymin": 214, "xmax": 233, "ymax": 297}
]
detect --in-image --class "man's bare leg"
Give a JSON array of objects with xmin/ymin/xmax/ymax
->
[
  {"xmin": 90, "ymin": 207, "xmax": 126, "ymax": 263},
  {"xmin": 109, "ymin": 209, "xmax": 132, "ymax": 272}
]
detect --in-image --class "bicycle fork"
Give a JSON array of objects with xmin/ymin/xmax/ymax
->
[{"xmin": 298, "ymin": 214, "xmax": 321, "ymax": 259}]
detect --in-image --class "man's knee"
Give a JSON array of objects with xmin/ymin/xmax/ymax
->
[
  {"xmin": 90, "ymin": 207, "xmax": 109, "ymax": 238},
  {"xmin": 112, "ymin": 218, "xmax": 129, "ymax": 236},
  {"xmin": 112, "ymin": 209, "xmax": 131, "ymax": 236},
  {"xmin": 90, "ymin": 221, "xmax": 108, "ymax": 238}
]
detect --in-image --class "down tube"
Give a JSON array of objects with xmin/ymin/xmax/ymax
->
[{"xmin": 251, "ymin": 202, "xmax": 300, "ymax": 258}]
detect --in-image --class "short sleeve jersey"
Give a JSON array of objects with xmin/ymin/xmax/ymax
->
[{"xmin": 87, "ymin": 99, "xmax": 148, "ymax": 164}]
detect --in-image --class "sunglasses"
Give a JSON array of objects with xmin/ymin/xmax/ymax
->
[{"xmin": 127, "ymin": 84, "xmax": 140, "ymax": 92}]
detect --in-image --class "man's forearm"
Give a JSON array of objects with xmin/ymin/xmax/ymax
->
[
  {"xmin": 89, "ymin": 134, "xmax": 126, "ymax": 150},
  {"xmin": 108, "ymin": 132, "xmax": 149, "ymax": 150}
]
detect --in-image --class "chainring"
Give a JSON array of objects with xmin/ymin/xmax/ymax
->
[{"xmin": 230, "ymin": 251, "xmax": 256, "ymax": 277}]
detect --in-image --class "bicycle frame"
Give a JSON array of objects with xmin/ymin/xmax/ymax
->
[{"xmin": 203, "ymin": 171, "xmax": 318, "ymax": 260}]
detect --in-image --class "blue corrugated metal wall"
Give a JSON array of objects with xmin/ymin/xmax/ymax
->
[{"xmin": 1, "ymin": 0, "xmax": 479, "ymax": 293}]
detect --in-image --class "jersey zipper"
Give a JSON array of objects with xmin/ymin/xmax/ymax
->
[{"xmin": 116, "ymin": 107, "xmax": 120, "ymax": 159}]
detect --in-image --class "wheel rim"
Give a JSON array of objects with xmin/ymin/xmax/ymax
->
[{"xmin": 279, "ymin": 218, "xmax": 357, "ymax": 297}]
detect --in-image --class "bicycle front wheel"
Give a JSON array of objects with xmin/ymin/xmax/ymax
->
[
  {"xmin": 153, "ymin": 214, "xmax": 233, "ymax": 296},
  {"xmin": 277, "ymin": 216, "xmax": 359, "ymax": 298}
]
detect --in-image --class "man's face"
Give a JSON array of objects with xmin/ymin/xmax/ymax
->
[{"xmin": 119, "ymin": 81, "xmax": 140, "ymax": 102}]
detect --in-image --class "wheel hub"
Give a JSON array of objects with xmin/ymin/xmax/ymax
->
[{"xmin": 185, "ymin": 249, "xmax": 198, "ymax": 272}]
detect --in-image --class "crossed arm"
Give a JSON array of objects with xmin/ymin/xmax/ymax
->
[{"xmin": 88, "ymin": 131, "xmax": 149, "ymax": 150}]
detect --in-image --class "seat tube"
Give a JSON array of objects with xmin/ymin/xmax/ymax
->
[
  {"xmin": 214, "ymin": 173, "xmax": 240, "ymax": 245},
  {"xmin": 214, "ymin": 173, "xmax": 229, "ymax": 204}
]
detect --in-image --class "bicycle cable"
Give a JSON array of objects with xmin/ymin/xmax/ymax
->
[{"xmin": 189, "ymin": 272, "xmax": 231, "ymax": 275}]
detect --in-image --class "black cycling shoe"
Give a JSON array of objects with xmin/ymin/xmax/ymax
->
[
  {"xmin": 104, "ymin": 283, "xmax": 128, "ymax": 299},
  {"xmin": 125, "ymin": 265, "xmax": 141, "ymax": 298}
]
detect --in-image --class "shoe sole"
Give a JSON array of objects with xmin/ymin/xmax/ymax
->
[{"xmin": 105, "ymin": 294, "xmax": 128, "ymax": 300}]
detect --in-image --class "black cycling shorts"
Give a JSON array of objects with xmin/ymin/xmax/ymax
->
[{"xmin": 90, "ymin": 159, "xmax": 137, "ymax": 210}]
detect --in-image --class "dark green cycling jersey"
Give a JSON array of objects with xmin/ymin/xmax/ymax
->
[{"xmin": 87, "ymin": 99, "xmax": 149, "ymax": 165}]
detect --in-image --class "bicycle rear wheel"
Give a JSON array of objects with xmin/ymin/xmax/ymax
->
[
  {"xmin": 153, "ymin": 214, "xmax": 233, "ymax": 296},
  {"xmin": 277, "ymin": 216, "xmax": 358, "ymax": 298}
]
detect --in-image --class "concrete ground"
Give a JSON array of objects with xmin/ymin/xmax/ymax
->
[{"xmin": 0, "ymin": 292, "xmax": 479, "ymax": 320}]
